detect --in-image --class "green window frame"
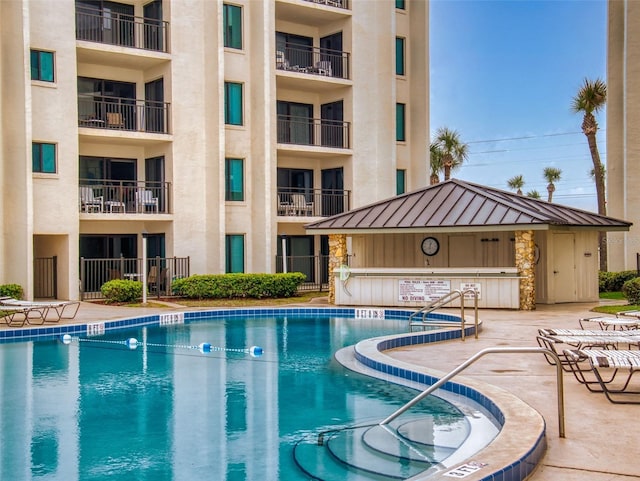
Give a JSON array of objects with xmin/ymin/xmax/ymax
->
[
  {"xmin": 225, "ymin": 158, "xmax": 244, "ymax": 201},
  {"xmin": 395, "ymin": 37, "xmax": 405, "ymax": 76},
  {"xmin": 396, "ymin": 169, "xmax": 406, "ymax": 195},
  {"xmin": 32, "ymin": 142, "xmax": 56, "ymax": 173},
  {"xmin": 396, "ymin": 103, "xmax": 406, "ymax": 142},
  {"xmin": 396, "ymin": 0, "xmax": 406, "ymax": 9},
  {"xmin": 30, "ymin": 50, "xmax": 54, "ymax": 82},
  {"xmin": 223, "ymin": 4, "xmax": 243, "ymax": 49},
  {"xmin": 225, "ymin": 234, "xmax": 245, "ymax": 273},
  {"xmin": 224, "ymin": 82, "xmax": 243, "ymax": 126}
]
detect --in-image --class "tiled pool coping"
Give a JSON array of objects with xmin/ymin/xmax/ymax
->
[{"xmin": 0, "ymin": 307, "xmax": 545, "ymax": 481}]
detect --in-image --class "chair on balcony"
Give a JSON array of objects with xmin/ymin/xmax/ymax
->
[
  {"xmin": 291, "ymin": 194, "xmax": 313, "ymax": 216},
  {"xmin": 135, "ymin": 189, "xmax": 159, "ymax": 213},
  {"xmin": 79, "ymin": 186, "xmax": 103, "ymax": 213},
  {"xmin": 276, "ymin": 50, "xmax": 290, "ymax": 70},
  {"xmin": 106, "ymin": 112, "xmax": 125, "ymax": 129},
  {"xmin": 278, "ymin": 195, "xmax": 293, "ymax": 216},
  {"xmin": 315, "ymin": 60, "xmax": 332, "ymax": 76}
]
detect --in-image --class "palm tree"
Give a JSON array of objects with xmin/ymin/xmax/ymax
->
[
  {"xmin": 507, "ymin": 175, "xmax": 525, "ymax": 195},
  {"xmin": 429, "ymin": 141, "xmax": 443, "ymax": 185},
  {"xmin": 543, "ymin": 167, "xmax": 562, "ymax": 202},
  {"xmin": 433, "ymin": 127, "xmax": 469, "ymax": 181},
  {"xmin": 526, "ymin": 190, "xmax": 541, "ymax": 199},
  {"xmin": 572, "ymin": 77, "xmax": 607, "ymax": 270}
]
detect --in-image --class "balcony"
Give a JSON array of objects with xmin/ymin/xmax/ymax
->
[
  {"xmin": 76, "ymin": 5, "xmax": 169, "ymax": 53},
  {"xmin": 276, "ymin": 0, "xmax": 351, "ymax": 26},
  {"xmin": 277, "ymin": 188, "xmax": 351, "ymax": 217},
  {"xmin": 79, "ymin": 180, "xmax": 171, "ymax": 215},
  {"xmin": 277, "ymin": 116, "xmax": 350, "ymax": 149},
  {"xmin": 276, "ymin": 46, "xmax": 350, "ymax": 80},
  {"xmin": 78, "ymin": 95, "xmax": 171, "ymax": 134}
]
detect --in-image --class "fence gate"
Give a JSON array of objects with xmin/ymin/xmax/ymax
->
[{"xmin": 34, "ymin": 256, "xmax": 57, "ymax": 299}]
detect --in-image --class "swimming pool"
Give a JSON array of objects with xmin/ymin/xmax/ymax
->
[{"xmin": 0, "ymin": 310, "xmax": 498, "ymax": 480}]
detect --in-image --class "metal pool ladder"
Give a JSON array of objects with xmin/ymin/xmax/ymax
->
[{"xmin": 408, "ymin": 288, "xmax": 480, "ymax": 339}]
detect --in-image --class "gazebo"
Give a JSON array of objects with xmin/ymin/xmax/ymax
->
[{"xmin": 306, "ymin": 179, "xmax": 631, "ymax": 310}]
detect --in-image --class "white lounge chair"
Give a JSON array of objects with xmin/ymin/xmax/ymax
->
[{"xmin": 0, "ymin": 297, "xmax": 80, "ymax": 323}]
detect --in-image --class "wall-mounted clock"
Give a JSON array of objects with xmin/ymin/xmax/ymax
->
[{"xmin": 421, "ymin": 237, "xmax": 440, "ymax": 256}]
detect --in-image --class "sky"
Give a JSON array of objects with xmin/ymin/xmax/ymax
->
[{"xmin": 429, "ymin": 0, "xmax": 607, "ymax": 211}]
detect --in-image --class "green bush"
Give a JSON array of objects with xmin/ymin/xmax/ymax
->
[
  {"xmin": 101, "ymin": 279, "xmax": 143, "ymax": 303},
  {"xmin": 172, "ymin": 273, "xmax": 306, "ymax": 299},
  {"xmin": 622, "ymin": 277, "xmax": 640, "ymax": 305},
  {"xmin": 0, "ymin": 284, "xmax": 23, "ymax": 299},
  {"xmin": 599, "ymin": 270, "xmax": 638, "ymax": 292}
]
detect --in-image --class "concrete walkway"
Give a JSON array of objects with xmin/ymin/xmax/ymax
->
[{"xmin": 3, "ymin": 300, "xmax": 639, "ymax": 480}]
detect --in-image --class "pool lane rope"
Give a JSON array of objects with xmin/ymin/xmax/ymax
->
[{"xmin": 60, "ymin": 334, "xmax": 263, "ymax": 357}]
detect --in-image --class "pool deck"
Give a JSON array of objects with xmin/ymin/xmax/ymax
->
[{"xmin": 2, "ymin": 299, "xmax": 639, "ymax": 481}]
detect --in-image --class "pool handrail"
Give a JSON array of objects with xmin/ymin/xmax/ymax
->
[
  {"xmin": 409, "ymin": 289, "xmax": 479, "ymax": 340},
  {"xmin": 379, "ymin": 346, "xmax": 566, "ymax": 438}
]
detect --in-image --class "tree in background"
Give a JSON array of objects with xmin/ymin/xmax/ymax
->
[
  {"xmin": 543, "ymin": 167, "xmax": 562, "ymax": 202},
  {"xmin": 507, "ymin": 175, "xmax": 525, "ymax": 195},
  {"xmin": 429, "ymin": 141, "xmax": 443, "ymax": 185},
  {"xmin": 433, "ymin": 127, "xmax": 469, "ymax": 181},
  {"xmin": 526, "ymin": 190, "xmax": 541, "ymax": 199},
  {"xmin": 571, "ymin": 77, "xmax": 607, "ymax": 270}
]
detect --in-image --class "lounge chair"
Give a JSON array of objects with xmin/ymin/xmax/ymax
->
[
  {"xmin": 0, "ymin": 297, "xmax": 80, "ymax": 323},
  {"xmin": 0, "ymin": 304, "xmax": 48, "ymax": 327},
  {"xmin": 564, "ymin": 349, "xmax": 640, "ymax": 403},
  {"xmin": 578, "ymin": 316, "xmax": 640, "ymax": 330}
]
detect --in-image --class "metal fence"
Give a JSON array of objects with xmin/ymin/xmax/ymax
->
[
  {"xmin": 277, "ymin": 115, "xmax": 350, "ymax": 149},
  {"xmin": 276, "ymin": 45, "xmax": 350, "ymax": 79},
  {"xmin": 275, "ymin": 255, "xmax": 331, "ymax": 291},
  {"xmin": 78, "ymin": 95, "xmax": 171, "ymax": 134},
  {"xmin": 80, "ymin": 256, "xmax": 190, "ymax": 300},
  {"xmin": 34, "ymin": 256, "xmax": 57, "ymax": 299}
]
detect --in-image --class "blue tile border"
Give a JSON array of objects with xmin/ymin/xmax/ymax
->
[{"xmin": 0, "ymin": 306, "xmax": 543, "ymax": 481}]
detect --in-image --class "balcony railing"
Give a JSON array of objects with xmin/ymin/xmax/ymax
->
[
  {"xmin": 276, "ymin": 46, "xmax": 350, "ymax": 80},
  {"xmin": 302, "ymin": 0, "xmax": 349, "ymax": 10},
  {"xmin": 79, "ymin": 180, "xmax": 171, "ymax": 214},
  {"xmin": 78, "ymin": 95, "xmax": 171, "ymax": 134},
  {"xmin": 277, "ymin": 115, "xmax": 350, "ymax": 149},
  {"xmin": 76, "ymin": 5, "xmax": 169, "ymax": 53},
  {"xmin": 277, "ymin": 188, "xmax": 350, "ymax": 217}
]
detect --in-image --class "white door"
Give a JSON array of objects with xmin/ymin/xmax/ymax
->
[{"xmin": 553, "ymin": 233, "xmax": 576, "ymax": 302}]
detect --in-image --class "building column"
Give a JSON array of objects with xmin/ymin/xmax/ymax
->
[
  {"xmin": 328, "ymin": 234, "xmax": 347, "ymax": 304},
  {"xmin": 515, "ymin": 230, "xmax": 536, "ymax": 310}
]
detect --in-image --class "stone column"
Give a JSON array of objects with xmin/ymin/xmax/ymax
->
[
  {"xmin": 328, "ymin": 234, "xmax": 347, "ymax": 304},
  {"xmin": 515, "ymin": 230, "xmax": 536, "ymax": 310}
]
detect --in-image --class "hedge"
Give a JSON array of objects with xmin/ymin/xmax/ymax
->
[
  {"xmin": 171, "ymin": 273, "xmax": 306, "ymax": 299},
  {"xmin": 0, "ymin": 284, "xmax": 23, "ymax": 299},
  {"xmin": 101, "ymin": 279, "xmax": 144, "ymax": 303},
  {"xmin": 622, "ymin": 277, "xmax": 640, "ymax": 305},
  {"xmin": 599, "ymin": 270, "xmax": 638, "ymax": 292}
]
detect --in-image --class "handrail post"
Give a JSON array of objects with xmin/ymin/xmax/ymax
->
[
  {"xmin": 379, "ymin": 346, "xmax": 566, "ymax": 438},
  {"xmin": 459, "ymin": 290, "xmax": 466, "ymax": 341}
]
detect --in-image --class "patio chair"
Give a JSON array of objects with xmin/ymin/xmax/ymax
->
[
  {"xmin": 291, "ymin": 194, "xmax": 313, "ymax": 216},
  {"xmin": 135, "ymin": 189, "xmax": 159, "ymax": 213},
  {"xmin": 278, "ymin": 195, "xmax": 293, "ymax": 215},
  {"xmin": 0, "ymin": 297, "xmax": 80, "ymax": 323},
  {"xmin": 79, "ymin": 186, "xmax": 104, "ymax": 213},
  {"xmin": 563, "ymin": 349, "xmax": 640, "ymax": 404},
  {"xmin": 315, "ymin": 60, "xmax": 332, "ymax": 76},
  {"xmin": 276, "ymin": 50, "xmax": 290, "ymax": 70},
  {"xmin": 0, "ymin": 301, "xmax": 49, "ymax": 327},
  {"xmin": 106, "ymin": 112, "xmax": 125, "ymax": 128},
  {"xmin": 578, "ymin": 316, "xmax": 640, "ymax": 330}
]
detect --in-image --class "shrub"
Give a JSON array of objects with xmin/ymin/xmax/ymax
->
[
  {"xmin": 0, "ymin": 284, "xmax": 23, "ymax": 299},
  {"xmin": 172, "ymin": 273, "xmax": 306, "ymax": 299},
  {"xmin": 101, "ymin": 279, "xmax": 143, "ymax": 303},
  {"xmin": 599, "ymin": 270, "xmax": 638, "ymax": 292},
  {"xmin": 622, "ymin": 278, "xmax": 640, "ymax": 305}
]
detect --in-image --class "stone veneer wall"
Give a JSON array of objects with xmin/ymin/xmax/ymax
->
[
  {"xmin": 327, "ymin": 234, "xmax": 348, "ymax": 304},
  {"xmin": 515, "ymin": 230, "xmax": 535, "ymax": 310}
]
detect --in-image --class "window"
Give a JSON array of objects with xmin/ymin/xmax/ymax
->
[
  {"xmin": 31, "ymin": 50, "xmax": 54, "ymax": 82},
  {"xmin": 396, "ymin": 0, "xmax": 406, "ymax": 9},
  {"xmin": 225, "ymin": 235, "xmax": 245, "ymax": 273},
  {"xmin": 225, "ymin": 158, "xmax": 244, "ymax": 201},
  {"xmin": 396, "ymin": 169, "xmax": 406, "ymax": 195},
  {"xmin": 224, "ymin": 82, "xmax": 243, "ymax": 126},
  {"xmin": 396, "ymin": 103, "xmax": 406, "ymax": 141},
  {"xmin": 223, "ymin": 4, "xmax": 242, "ymax": 49},
  {"xmin": 395, "ymin": 37, "xmax": 405, "ymax": 76},
  {"xmin": 32, "ymin": 143, "xmax": 56, "ymax": 173}
]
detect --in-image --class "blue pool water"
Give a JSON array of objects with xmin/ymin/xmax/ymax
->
[{"xmin": 0, "ymin": 314, "xmax": 469, "ymax": 480}]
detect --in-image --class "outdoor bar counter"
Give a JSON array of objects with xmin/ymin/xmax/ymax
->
[{"xmin": 334, "ymin": 267, "xmax": 521, "ymax": 309}]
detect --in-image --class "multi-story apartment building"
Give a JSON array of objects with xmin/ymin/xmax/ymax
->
[
  {"xmin": 607, "ymin": 0, "xmax": 640, "ymax": 271},
  {"xmin": 0, "ymin": 0, "xmax": 429, "ymax": 301}
]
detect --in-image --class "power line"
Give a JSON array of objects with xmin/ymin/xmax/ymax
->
[{"xmin": 466, "ymin": 131, "xmax": 584, "ymax": 144}]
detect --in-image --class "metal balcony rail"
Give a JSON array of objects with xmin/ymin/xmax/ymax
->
[
  {"xmin": 302, "ymin": 0, "xmax": 349, "ymax": 9},
  {"xmin": 80, "ymin": 255, "xmax": 190, "ymax": 300},
  {"xmin": 277, "ymin": 115, "xmax": 350, "ymax": 149},
  {"xmin": 277, "ymin": 188, "xmax": 351, "ymax": 217},
  {"xmin": 76, "ymin": 5, "xmax": 169, "ymax": 53},
  {"xmin": 79, "ymin": 179, "xmax": 171, "ymax": 214},
  {"xmin": 78, "ymin": 95, "xmax": 171, "ymax": 134},
  {"xmin": 276, "ymin": 45, "xmax": 350, "ymax": 80}
]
